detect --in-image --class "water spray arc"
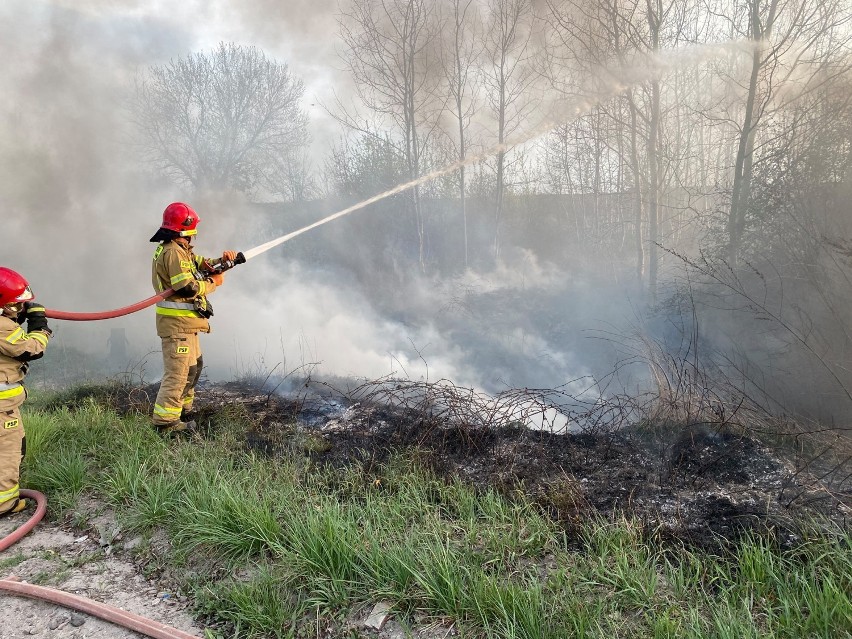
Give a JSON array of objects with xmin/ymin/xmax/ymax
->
[
  {"xmin": 43, "ymin": 41, "xmax": 752, "ymax": 322},
  {"xmin": 243, "ymin": 42, "xmax": 755, "ymax": 260}
]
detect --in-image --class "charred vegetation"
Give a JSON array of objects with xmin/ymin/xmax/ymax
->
[{"xmin": 69, "ymin": 370, "xmax": 850, "ymax": 554}]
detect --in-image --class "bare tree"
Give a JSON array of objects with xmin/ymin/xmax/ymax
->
[
  {"xmin": 721, "ymin": 0, "xmax": 852, "ymax": 264},
  {"xmin": 644, "ymin": 0, "xmax": 665, "ymax": 302},
  {"xmin": 338, "ymin": 0, "xmax": 443, "ymax": 272},
  {"xmin": 134, "ymin": 42, "xmax": 308, "ymax": 195},
  {"xmin": 326, "ymin": 130, "xmax": 407, "ymax": 198},
  {"xmin": 544, "ymin": 0, "xmax": 662, "ymax": 294},
  {"xmin": 440, "ymin": 0, "xmax": 483, "ymax": 269},
  {"xmin": 544, "ymin": 0, "xmax": 714, "ymax": 299},
  {"xmin": 262, "ymin": 146, "xmax": 318, "ymax": 203},
  {"xmin": 482, "ymin": 0, "xmax": 536, "ymax": 261}
]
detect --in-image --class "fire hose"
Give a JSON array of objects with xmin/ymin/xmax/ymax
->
[
  {"xmin": 43, "ymin": 252, "xmax": 246, "ymax": 321},
  {"xmin": 1, "ymin": 490, "xmax": 201, "ymax": 638},
  {"xmin": 0, "ymin": 489, "xmax": 46, "ymax": 553}
]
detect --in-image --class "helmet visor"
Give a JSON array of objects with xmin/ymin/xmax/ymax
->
[{"xmin": 14, "ymin": 285, "xmax": 34, "ymax": 303}]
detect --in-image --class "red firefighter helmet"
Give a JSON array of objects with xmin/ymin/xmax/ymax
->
[
  {"xmin": 161, "ymin": 202, "xmax": 200, "ymax": 236},
  {"xmin": 0, "ymin": 267, "xmax": 35, "ymax": 307}
]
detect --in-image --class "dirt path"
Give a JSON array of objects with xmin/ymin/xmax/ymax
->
[{"xmin": 0, "ymin": 504, "xmax": 205, "ymax": 639}]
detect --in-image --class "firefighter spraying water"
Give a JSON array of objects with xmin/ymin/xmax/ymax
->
[{"xmin": 148, "ymin": 203, "xmax": 239, "ymax": 436}]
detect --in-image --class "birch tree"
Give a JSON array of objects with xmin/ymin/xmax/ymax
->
[
  {"xmin": 720, "ymin": 0, "xmax": 852, "ymax": 264},
  {"xmin": 440, "ymin": 0, "xmax": 482, "ymax": 268},
  {"xmin": 544, "ymin": 0, "xmax": 681, "ymax": 296}
]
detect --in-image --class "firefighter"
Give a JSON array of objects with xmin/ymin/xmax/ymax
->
[
  {"xmin": 0, "ymin": 268, "xmax": 51, "ymax": 517},
  {"xmin": 150, "ymin": 202, "xmax": 236, "ymax": 435}
]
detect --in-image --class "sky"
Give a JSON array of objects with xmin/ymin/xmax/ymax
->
[{"xmin": 20, "ymin": 0, "xmax": 345, "ymax": 156}]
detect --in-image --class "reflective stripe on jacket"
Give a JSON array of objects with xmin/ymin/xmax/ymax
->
[
  {"xmin": 0, "ymin": 315, "xmax": 49, "ymax": 395},
  {"xmin": 0, "ymin": 382, "xmax": 23, "ymax": 400},
  {"xmin": 155, "ymin": 301, "xmax": 198, "ymax": 317},
  {"xmin": 151, "ymin": 240, "xmax": 221, "ymax": 337}
]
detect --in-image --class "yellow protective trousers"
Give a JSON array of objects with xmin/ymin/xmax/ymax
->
[
  {"xmin": 152, "ymin": 333, "xmax": 202, "ymax": 427},
  {"xmin": 0, "ymin": 403, "xmax": 24, "ymax": 515}
]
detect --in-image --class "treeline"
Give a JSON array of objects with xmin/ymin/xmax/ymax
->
[
  {"xmin": 320, "ymin": 0, "xmax": 852, "ymax": 290},
  {"xmin": 134, "ymin": 2, "xmax": 852, "ymax": 291}
]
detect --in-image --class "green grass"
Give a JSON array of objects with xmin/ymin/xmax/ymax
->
[
  {"xmin": 17, "ymin": 395, "xmax": 852, "ymax": 639},
  {"xmin": 197, "ymin": 564, "xmax": 305, "ymax": 639}
]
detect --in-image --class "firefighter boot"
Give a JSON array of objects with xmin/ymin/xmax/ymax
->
[
  {"xmin": 156, "ymin": 420, "xmax": 198, "ymax": 438},
  {"xmin": 0, "ymin": 498, "xmax": 28, "ymax": 518}
]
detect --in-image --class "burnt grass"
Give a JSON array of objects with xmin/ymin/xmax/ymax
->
[{"xmin": 60, "ymin": 379, "xmax": 851, "ymax": 552}]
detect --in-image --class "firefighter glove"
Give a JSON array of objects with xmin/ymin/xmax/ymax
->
[
  {"xmin": 209, "ymin": 273, "xmax": 224, "ymax": 287},
  {"xmin": 24, "ymin": 301, "xmax": 44, "ymax": 317},
  {"xmin": 24, "ymin": 302, "xmax": 50, "ymax": 333},
  {"xmin": 222, "ymin": 250, "xmax": 237, "ymax": 263}
]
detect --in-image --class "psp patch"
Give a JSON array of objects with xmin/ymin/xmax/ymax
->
[
  {"xmin": 4, "ymin": 418, "xmax": 19, "ymax": 429},
  {"xmin": 176, "ymin": 345, "xmax": 190, "ymax": 355},
  {"xmin": 180, "ymin": 260, "xmax": 193, "ymax": 269}
]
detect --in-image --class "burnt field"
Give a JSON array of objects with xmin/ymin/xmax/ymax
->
[
  {"xmin": 59, "ymin": 377, "xmax": 851, "ymax": 552},
  {"xmin": 133, "ymin": 379, "xmax": 849, "ymax": 552}
]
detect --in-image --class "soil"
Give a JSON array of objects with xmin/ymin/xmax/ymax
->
[
  {"xmin": 0, "ymin": 500, "xmax": 202, "ymax": 639},
  {"xmin": 4, "ymin": 380, "xmax": 847, "ymax": 639}
]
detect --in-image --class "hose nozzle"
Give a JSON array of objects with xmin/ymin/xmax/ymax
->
[{"xmin": 209, "ymin": 251, "xmax": 246, "ymax": 274}]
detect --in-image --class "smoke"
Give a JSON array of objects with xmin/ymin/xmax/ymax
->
[
  {"xmin": 7, "ymin": 0, "xmax": 829, "ymax": 432},
  {"xmin": 205, "ymin": 260, "xmax": 469, "ymax": 384},
  {"xmin": 0, "ymin": 1, "xmax": 684, "ymax": 398},
  {"xmin": 204, "ymin": 247, "xmax": 629, "ymax": 394},
  {"xmin": 0, "ymin": 2, "xmax": 203, "ymax": 370}
]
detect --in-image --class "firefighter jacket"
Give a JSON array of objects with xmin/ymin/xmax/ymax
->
[
  {"xmin": 152, "ymin": 240, "xmax": 222, "ymax": 338},
  {"xmin": 0, "ymin": 314, "xmax": 49, "ymax": 410}
]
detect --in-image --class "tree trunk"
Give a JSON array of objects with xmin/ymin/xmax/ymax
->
[
  {"xmin": 646, "ymin": 0, "xmax": 662, "ymax": 304},
  {"xmin": 628, "ymin": 94, "xmax": 645, "ymax": 283},
  {"xmin": 648, "ymin": 77, "xmax": 661, "ymax": 303},
  {"xmin": 727, "ymin": 0, "xmax": 780, "ymax": 266}
]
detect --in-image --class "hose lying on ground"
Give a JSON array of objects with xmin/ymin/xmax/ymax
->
[
  {"xmin": 0, "ymin": 577, "xmax": 200, "ymax": 639},
  {"xmin": 1, "ymin": 490, "xmax": 201, "ymax": 639},
  {"xmin": 0, "ymin": 489, "xmax": 46, "ymax": 552}
]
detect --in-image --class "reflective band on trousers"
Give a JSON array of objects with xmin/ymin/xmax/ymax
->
[
  {"xmin": 0, "ymin": 383, "xmax": 23, "ymax": 400},
  {"xmin": 154, "ymin": 404, "xmax": 182, "ymax": 417},
  {"xmin": 0, "ymin": 483, "xmax": 19, "ymax": 505}
]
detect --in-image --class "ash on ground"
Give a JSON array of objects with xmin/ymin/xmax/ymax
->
[{"xmin": 117, "ymin": 379, "xmax": 852, "ymax": 550}]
